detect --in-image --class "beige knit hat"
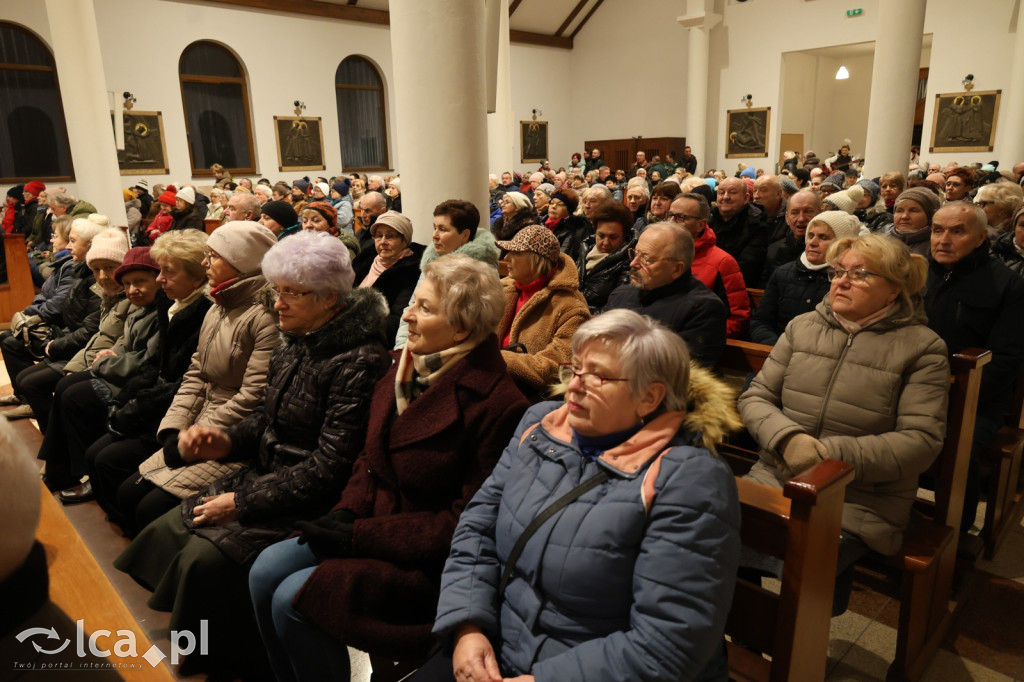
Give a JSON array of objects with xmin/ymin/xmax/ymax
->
[
  {"xmin": 86, "ymin": 229, "xmax": 130, "ymax": 266},
  {"xmin": 823, "ymin": 185, "xmax": 864, "ymax": 214},
  {"xmin": 207, "ymin": 221, "xmax": 278, "ymax": 275},
  {"xmin": 809, "ymin": 211, "xmax": 862, "ymax": 241},
  {"xmin": 371, "ymin": 211, "xmax": 414, "ymax": 244}
]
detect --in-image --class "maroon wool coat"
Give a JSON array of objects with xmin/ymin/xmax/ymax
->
[{"xmin": 292, "ymin": 336, "xmax": 529, "ymax": 659}]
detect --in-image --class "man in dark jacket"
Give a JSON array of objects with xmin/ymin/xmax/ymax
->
[
  {"xmin": 680, "ymin": 146, "xmax": 698, "ymax": 175},
  {"xmin": 709, "ymin": 177, "xmax": 770, "ymax": 285},
  {"xmin": 603, "ymin": 221, "xmax": 726, "ymax": 368},
  {"xmin": 924, "ymin": 201, "xmax": 1024, "ymax": 533},
  {"xmin": 584, "ymin": 148, "xmax": 604, "ymax": 174},
  {"xmin": 760, "ymin": 189, "xmax": 821, "ymax": 286}
]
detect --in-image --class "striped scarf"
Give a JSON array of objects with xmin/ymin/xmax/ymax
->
[{"xmin": 394, "ymin": 339, "xmax": 477, "ymax": 415}]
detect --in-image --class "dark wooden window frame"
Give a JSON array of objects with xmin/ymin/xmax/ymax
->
[
  {"xmin": 178, "ymin": 40, "xmax": 257, "ymax": 177},
  {"xmin": 335, "ymin": 56, "xmax": 390, "ymax": 172},
  {"xmin": 0, "ymin": 22, "xmax": 74, "ymax": 183}
]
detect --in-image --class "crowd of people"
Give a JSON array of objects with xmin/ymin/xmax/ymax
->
[{"xmin": 1, "ymin": 140, "xmax": 1023, "ymax": 680}]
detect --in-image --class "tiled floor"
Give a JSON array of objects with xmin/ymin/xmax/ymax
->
[{"xmin": 3, "ymin": 360, "xmax": 1023, "ymax": 681}]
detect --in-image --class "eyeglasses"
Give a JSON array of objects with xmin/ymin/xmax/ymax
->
[
  {"xmin": 827, "ymin": 268, "xmax": 884, "ymax": 283},
  {"xmin": 270, "ymin": 286, "xmax": 314, "ymax": 302},
  {"xmin": 667, "ymin": 211, "xmax": 700, "ymax": 223},
  {"xmin": 203, "ymin": 250, "xmax": 223, "ymax": 261},
  {"xmin": 558, "ymin": 364, "xmax": 629, "ymax": 389},
  {"xmin": 627, "ymin": 248, "xmax": 677, "ymax": 268},
  {"xmin": 374, "ymin": 231, "xmax": 404, "ymax": 242}
]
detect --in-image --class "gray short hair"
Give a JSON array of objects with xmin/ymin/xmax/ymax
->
[
  {"xmin": 571, "ymin": 309, "xmax": 691, "ymax": 412},
  {"xmin": 625, "ymin": 180, "xmax": 650, "ymax": 200},
  {"xmin": 583, "ymin": 185, "xmax": 612, "ymax": 201},
  {"xmin": 976, "ymin": 182, "xmax": 1024, "ymax": 218},
  {"xmin": 48, "ymin": 191, "xmax": 77, "ymax": 208},
  {"xmin": 262, "ymin": 229, "xmax": 354, "ymax": 300},
  {"xmin": 940, "ymin": 200, "xmax": 989, "ymax": 234},
  {"xmin": 645, "ymin": 221, "xmax": 695, "ymax": 267},
  {"xmin": 232, "ymin": 193, "xmax": 262, "ymax": 217},
  {"xmin": 422, "ymin": 254, "xmax": 504, "ymax": 345}
]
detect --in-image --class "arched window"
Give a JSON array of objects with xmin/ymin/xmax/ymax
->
[
  {"xmin": 335, "ymin": 57, "xmax": 389, "ymax": 171},
  {"xmin": 0, "ymin": 22, "xmax": 74, "ymax": 181},
  {"xmin": 178, "ymin": 41, "xmax": 255, "ymax": 175}
]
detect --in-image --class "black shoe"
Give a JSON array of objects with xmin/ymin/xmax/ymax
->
[{"xmin": 58, "ymin": 481, "xmax": 94, "ymax": 505}]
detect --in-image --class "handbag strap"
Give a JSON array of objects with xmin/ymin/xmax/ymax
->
[{"xmin": 498, "ymin": 470, "xmax": 609, "ymax": 598}]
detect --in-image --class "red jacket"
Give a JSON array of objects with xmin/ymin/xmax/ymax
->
[{"xmin": 690, "ymin": 226, "xmax": 751, "ymax": 338}]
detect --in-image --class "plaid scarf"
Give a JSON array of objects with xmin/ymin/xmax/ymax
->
[{"xmin": 394, "ymin": 339, "xmax": 477, "ymax": 415}]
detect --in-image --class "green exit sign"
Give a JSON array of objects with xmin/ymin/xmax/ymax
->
[{"xmin": 846, "ymin": 8, "xmax": 863, "ymax": 16}]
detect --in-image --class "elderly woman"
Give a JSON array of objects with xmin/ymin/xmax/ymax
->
[
  {"xmin": 354, "ymin": 210, "xmax": 423, "ymax": 345},
  {"xmin": 879, "ymin": 172, "xmax": 905, "ymax": 212},
  {"xmin": 0, "ymin": 216, "xmax": 106, "ymax": 413},
  {"xmin": 207, "ymin": 188, "xmax": 226, "ymax": 221},
  {"xmin": 300, "ymin": 200, "xmax": 360, "ymax": 260},
  {"xmin": 752, "ymin": 211, "xmax": 862, "ymax": 345},
  {"xmin": 92, "ymin": 223, "xmax": 279, "ymax": 535},
  {"xmin": 37, "ymin": 247, "xmax": 164, "ymax": 493},
  {"xmin": 394, "ymin": 200, "xmax": 499, "ymax": 349},
  {"xmin": 248, "ymin": 256, "xmax": 528, "ymax": 681},
  {"xmin": 492, "ymin": 191, "xmax": 539, "ymax": 243},
  {"xmin": 625, "ymin": 179, "xmax": 650, "ymax": 226},
  {"xmin": 17, "ymin": 229, "xmax": 128, "ymax": 429},
  {"xmin": 58, "ymin": 231, "xmax": 212, "ymax": 504},
  {"xmin": 545, "ymin": 188, "xmax": 587, "ymax": 256},
  {"xmin": 992, "ymin": 204, "xmax": 1024, "ymax": 277},
  {"xmin": 576, "ymin": 200, "xmax": 633, "ymax": 313},
  {"xmin": 890, "ymin": 187, "xmax": 940, "ymax": 256},
  {"xmin": 944, "ymin": 167, "xmax": 974, "ymax": 203},
  {"xmin": 430, "ymin": 309, "xmax": 741, "ymax": 682},
  {"xmin": 740, "ymin": 233, "xmax": 949, "ymax": 612},
  {"xmin": 496, "ymin": 225, "xmax": 590, "ymax": 398},
  {"xmin": 114, "ymin": 230, "xmax": 391, "ymax": 678},
  {"xmin": 975, "ymin": 181, "xmax": 1024, "ymax": 236},
  {"xmin": 533, "ymin": 182, "xmax": 554, "ymax": 221}
]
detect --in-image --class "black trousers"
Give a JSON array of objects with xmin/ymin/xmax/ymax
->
[
  {"xmin": 116, "ymin": 475, "xmax": 181, "ymax": 538},
  {"xmin": 38, "ymin": 371, "xmax": 109, "ymax": 489},
  {"xmin": 18, "ymin": 361, "xmax": 63, "ymax": 432},
  {"xmin": 86, "ymin": 433, "xmax": 160, "ymax": 530},
  {"xmin": 1, "ymin": 330, "xmax": 39, "ymax": 397}
]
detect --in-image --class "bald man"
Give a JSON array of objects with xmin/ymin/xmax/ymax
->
[{"xmin": 708, "ymin": 177, "xmax": 770, "ymax": 284}]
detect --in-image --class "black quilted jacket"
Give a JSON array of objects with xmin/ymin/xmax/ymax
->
[
  {"xmin": 46, "ymin": 262, "xmax": 100, "ymax": 361},
  {"xmin": 181, "ymin": 287, "xmax": 392, "ymax": 565}
]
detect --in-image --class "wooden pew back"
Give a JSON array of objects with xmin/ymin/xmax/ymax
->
[{"xmin": 0, "ymin": 233, "xmax": 35, "ymax": 326}]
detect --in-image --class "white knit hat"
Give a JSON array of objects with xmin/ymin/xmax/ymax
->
[
  {"xmin": 315, "ymin": 182, "xmax": 330, "ymax": 197},
  {"xmin": 823, "ymin": 185, "xmax": 864, "ymax": 214},
  {"xmin": 176, "ymin": 186, "xmax": 196, "ymax": 205},
  {"xmin": 207, "ymin": 221, "xmax": 278, "ymax": 275},
  {"xmin": 809, "ymin": 211, "xmax": 862, "ymax": 241},
  {"xmin": 86, "ymin": 229, "xmax": 130, "ymax": 266}
]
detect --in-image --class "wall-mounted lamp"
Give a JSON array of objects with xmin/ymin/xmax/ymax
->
[
  {"xmin": 122, "ymin": 91, "xmax": 136, "ymax": 111},
  {"xmin": 293, "ymin": 100, "xmax": 306, "ymax": 117},
  {"xmin": 962, "ymin": 74, "xmax": 975, "ymax": 91},
  {"xmin": 740, "ymin": 94, "xmax": 753, "ymax": 108},
  {"xmin": 835, "ymin": 65, "xmax": 850, "ymax": 80},
  {"xmin": 531, "ymin": 108, "xmax": 543, "ymax": 121}
]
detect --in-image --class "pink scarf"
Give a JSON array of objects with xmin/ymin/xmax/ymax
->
[{"xmin": 360, "ymin": 247, "xmax": 413, "ymax": 288}]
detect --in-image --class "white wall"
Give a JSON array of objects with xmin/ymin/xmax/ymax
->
[{"xmin": 507, "ymin": 43, "xmax": 572, "ymax": 176}]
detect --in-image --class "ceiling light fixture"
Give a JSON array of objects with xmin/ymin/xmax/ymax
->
[{"xmin": 835, "ymin": 65, "xmax": 850, "ymax": 80}]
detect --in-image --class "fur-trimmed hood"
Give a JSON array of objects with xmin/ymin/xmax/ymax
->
[
  {"xmin": 282, "ymin": 287, "xmax": 388, "ymax": 356},
  {"xmin": 683, "ymin": 362, "xmax": 743, "ymax": 452}
]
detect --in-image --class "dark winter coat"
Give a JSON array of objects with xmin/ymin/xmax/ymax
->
[
  {"xmin": 708, "ymin": 202, "xmax": 770, "ymax": 285},
  {"xmin": 925, "ymin": 245, "xmax": 1024, "ymax": 420},
  {"xmin": 23, "ymin": 254, "xmax": 74, "ymax": 325},
  {"xmin": 170, "ymin": 206, "xmax": 204, "ymax": 232},
  {"xmin": 293, "ymin": 338, "xmax": 529, "ymax": 659},
  {"xmin": 181, "ymin": 288, "xmax": 392, "ymax": 565},
  {"xmin": 991, "ymin": 232, "xmax": 1024, "ymax": 278},
  {"xmin": 604, "ymin": 273, "xmax": 727, "ymax": 369},
  {"xmin": 548, "ymin": 213, "xmax": 588, "ymax": 258},
  {"xmin": 575, "ymin": 237, "xmax": 630, "ymax": 314},
  {"xmin": 760, "ymin": 231, "xmax": 804, "ymax": 287},
  {"xmin": 491, "ymin": 208, "xmax": 540, "ymax": 242},
  {"xmin": 892, "ymin": 227, "xmax": 931, "ymax": 258},
  {"xmin": 751, "ymin": 258, "xmax": 831, "ymax": 345},
  {"xmin": 368, "ymin": 242, "xmax": 425, "ymax": 346},
  {"xmin": 45, "ymin": 261, "xmax": 100, "ymax": 361},
  {"xmin": 107, "ymin": 289, "xmax": 213, "ymax": 439}
]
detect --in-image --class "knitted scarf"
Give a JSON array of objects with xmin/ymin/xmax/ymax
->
[{"xmin": 393, "ymin": 339, "xmax": 477, "ymax": 415}]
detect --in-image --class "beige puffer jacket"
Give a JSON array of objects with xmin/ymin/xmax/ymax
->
[
  {"xmin": 138, "ymin": 275, "xmax": 278, "ymax": 497},
  {"xmin": 738, "ymin": 295, "xmax": 950, "ymax": 555}
]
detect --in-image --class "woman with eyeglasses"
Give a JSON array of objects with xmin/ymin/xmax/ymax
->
[
  {"xmin": 740, "ymin": 233, "xmax": 949, "ymax": 614},
  {"xmin": 974, "ymin": 181, "xmax": 1024, "ymax": 236},
  {"xmin": 115, "ymin": 230, "xmax": 391, "ymax": 678},
  {"xmin": 355, "ymin": 210, "xmax": 424, "ymax": 346},
  {"xmin": 91, "ymin": 222, "xmax": 279, "ymax": 537},
  {"xmin": 425, "ymin": 309, "xmax": 741, "ymax": 682},
  {"xmin": 248, "ymin": 256, "xmax": 529, "ymax": 682},
  {"xmin": 751, "ymin": 211, "xmax": 862, "ymax": 345}
]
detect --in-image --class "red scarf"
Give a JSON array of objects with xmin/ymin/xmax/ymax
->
[{"xmin": 502, "ymin": 271, "xmax": 555, "ymax": 347}]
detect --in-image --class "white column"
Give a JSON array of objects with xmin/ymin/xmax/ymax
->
[
  {"xmin": 487, "ymin": 0, "xmax": 516, "ymax": 176},
  {"xmin": 389, "ymin": 0, "xmax": 490, "ymax": 244},
  {"xmin": 997, "ymin": 1, "xmax": 1024, "ymax": 164},
  {"xmin": 862, "ymin": 0, "xmax": 927, "ymax": 178},
  {"xmin": 678, "ymin": 1, "xmax": 721, "ymax": 172},
  {"xmin": 44, "ymin": 0, "xmax": 128, "ymax": 226}
]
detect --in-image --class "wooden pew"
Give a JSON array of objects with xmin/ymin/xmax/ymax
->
[
  {"xmin": 0, "ymin": 233, "xmax": 35, "ymax": 327},
  {"xmin": 725, "ymin": 459, "xmax": 854, "ymax": 682},
  {"xmin": 747, "ymin": 287, "xmax": 764, "ymax": 313},
  {"xmin": 718, "ymin": 339, "xmax": 991, "ymax": 682},
  {"xmin": 978, "ymin": 363, "xmax": 1024, "ymax": 559},
  {"xmin": 203, "ymin": 218, "xmax": 220, "ymax": 235},
  {"xmin": 36, "ymin": 480, "xmax": 175, "ymax": 680}
]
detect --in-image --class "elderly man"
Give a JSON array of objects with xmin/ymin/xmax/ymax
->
[
  {"xmin": 224, "ymin": 193, "xmax": 261, "ymax": 223},
  {"xmin": 584, "ymin": 148, "xmax": 604, "ymax": 174},
  {"xmin": 500, "ymin": 172, "xmax": 518, "ymax": 193},
  {"xmin": 669, "ymin": 194, "xmax": 749, "ymax": 339},
  {"xmin": 351, "ymin": 191, "xmax": 389, "ymax": 275},
  {"xmin": 708, "ymin": 177, "xmax": 770, "ymax": 285},
  {"xmin": 753, "ymin": 174, "xmax": 788, "ymax": 242},
  {"xmin": 1013, "ymin": 161, "xmax": 1024, "ymax": 185},
  {"xmin": 760, "ymin": 189, "xmax": 821, "ymax": 285},
  {"xmin": 629, "ymin": 151, "xmax": 649, "ymax": 178},
  {"xmin": 603, "ymin": 221, "xmax": 727, "ymax": 368},
  {"xmin": 925, "ymin": 201, "xmax": 1024, "ymax": 533}
]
